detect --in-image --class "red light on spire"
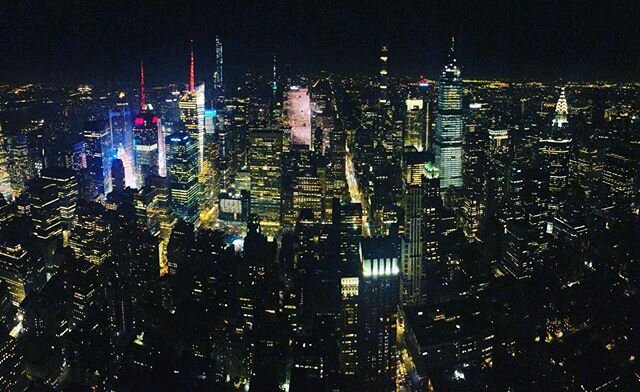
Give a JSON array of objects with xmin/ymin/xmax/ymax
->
[
  {"xmin": 189, "ymin": 40, "xmax": 195, "ymax": 92},
  {"xmin": 140, "ymin": 59, "xmax": 146, "ymax": 111}
]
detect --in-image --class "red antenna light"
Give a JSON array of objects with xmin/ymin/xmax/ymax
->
[{"xmin": 189, "ymin": 40, "xmax": 195, "ymax": 92}]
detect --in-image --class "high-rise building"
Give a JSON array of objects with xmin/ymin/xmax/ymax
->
[
  {"xmin": 404, "ymin": 98, "xmax": 426, "ymax": 152},
  {"xmin": 0, "ymin": 124, "xmax": 12, "ymax": 201},
  {"xmin": 602, "ymin": 150, "xmax": 635, "ymax": 202},
  {"xmin": 0, "ymin": 240, "xmax": 40, "ymax": 306},
  {"xmin": 539, "ymin": 136, "xmax": 571, "ymax": 212},
  {"xmin": 0, "ymin": 333, "xmax": 22, "ymax": 390},
  {"xmin": 358, "ymin": 236, "xmax": 400, "ymax": 390},
  {"xmin": 69, "ymin": 201, "xmax": 111, "ymax": 265},
  {"xmin": 286, "ymin": 87, "xmax": 312, "ymax": 148},
  {"xmin": 339, "ymin": 275, "xmax": 359, "ymax": 376},
  {"xmin": 29, "ymin": 178, "xmax": 62, "ymax": 260},
  {"xmin": 179, "ymin": 43, "xmax": 206, "ymax": 174},
  {"xmin": 434, "ymin": 38, "xmax": 464, "ymax": 191},
  {"xmin": 133, "ymin": 110, "xmax": 160, "ymax": 188},
  {"xmin": 109, "ymin": 92, "xmax": 135, "ymax": 187},
  {"xmin": 84, "ymin": 119, "xmax": 114, "ymax": 198},
  {"xmin": 421, "ymin": 163, "xmax": 441, "ymax": 302},
  {"xmin": 166, "ymin": 133, "xmax": 200, "ymax": 223},
  {"xmin": 249, "ymin": 128, "xmax": 284, "ymax": 236},
  {"xmin": 501, "ymin": 218, "xmax": 535, "ymax": 279},
  {"xmin": 401, "ymin": 149, "xmax": 431, "ymax": 305},
  {"xmin": 292, "ymin": 169, "xmax": 323, "ymax": 222},
  {"xmin": 110, "ymin": 158, "xmax": 126, "ymax": 192},
  {"xmin": 134, "ymin": 175, "xmax": 171, "ymax": 238},
  {"xmin": 552, "ymin": 87, "xmax": 569, "ymax": 128},
  {"xmin": 40, "ymin": 167, "xmax": 78, "ymax": 237},
  {"xmin": 8, "ymin": 135, "xmax": 35, "ymax": 198}
]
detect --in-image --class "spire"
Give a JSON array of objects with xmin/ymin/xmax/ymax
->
[
  {"xmin": 189, "ymin": 40, "xmax": 195, "ymax": 92},
  {"xmin": 215, "ymin": 35, "xmax": 223, "ymax": 92},
  {"xmin": 272, "ymin": 53, "xmax": 277, "ymax": 91},
  {"xmin": 448, "ymin": 36, "xmax": 456, "ymax": 64},
  {"xmin": 552, "ymin": 87, "xmax": 569, "ymax": 128},
  {"xmin": 140, "ymin": 59, "xmax": 146, "ymax": 111}
]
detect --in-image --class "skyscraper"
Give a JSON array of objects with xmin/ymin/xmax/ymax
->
[
  {"xmin": 249, "ymin": 128, "xmax": 283, "ymax": 236},
  {"xmin": 286, "ymin": 86, "xmax": 312, "ymax": 148},
  {"xmin": 8, "ymin": 135, "xmax": 35, "ymax": 198},
  {"xmin": 40, "ymin": 167, "xmax": 78, "ymax": 239},
  {"xmin": 166, "ymin": 133, "xmax": 200, "ymax": 223},
  {"xmin": 359, "ymin": 236, "xmax": 400, "ymax": 390},
  {"xmin": 0, "ymin": 124, "xmax": 12, "ymax": 201},
  {"xmin": 69, "ymin": 201, "xmax": 111, "ymax": 265},
  {"xmin": 110, "ymin": 158, "xmax": 125, "ymax": 193},
  {"xmin": 84, "ymin": 119, "xmax": 114, "ymax": 198},
  {"xmin": 434, "ymin": 38, "xmax": 464, "ymax": 191},
  {"xmin": 179, "ymin": 42, "xmax": 206, "ymax": 174},
  {"xmin": 109, "ymin": 91, "xmax": 135, "ymax": 187},
  {"xmin": 401, "ymin": 149, "xmax": 431, "ymax": 305},
  {"xmin": 404, "ymin": 97, "xmax": 426, "ymax": 152},
  {"xmin": 552, "ymin": 87, "xmax": 569, "ymax": 128},
  {"xmin": 133, "ymin": 111, "xmax": 159, "ymax": 188}
]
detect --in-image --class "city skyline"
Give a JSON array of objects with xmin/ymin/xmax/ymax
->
[
  {"xmin": 0, "ymin": 2, "xmax": 639, "ymax": 391},
  {"xmin": 1, "ymin": 1, "xmax": 640, "ymax": 83}
]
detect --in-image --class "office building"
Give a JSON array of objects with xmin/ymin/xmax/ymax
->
[
  {"xmin": 166, "ymin": 133, "xmax": 200, "ymax": 223},
  {"xmin": 249, "ymin": 128, "xmax": 283, "ymax": 236},
  {"xmin": 434, "ymin": 39, "xmax": 464, "ymax": 191}
]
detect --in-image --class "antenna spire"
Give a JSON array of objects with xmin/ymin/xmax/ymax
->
[
  {"xmin": 189, "ymin": 40, "xmax": 195, "ymax": 92},
  {"xmin": 449, "ymin": 36, "xmax": 456, "ymax": 63},
  {"xmin": 140, "ymin": 59, "xmax": 146, "ymax": 111}
]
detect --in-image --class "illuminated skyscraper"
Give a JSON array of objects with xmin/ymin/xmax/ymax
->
[
  {"xmin": 166, "ymin": 133, "xmax": 200, "ymax": 223},
  {"xmin": 286, "ymin": 86, "xmax": 312, "ymax": 148},
  {"xmin": 28, "ymin": 178, "xmax": 62, "ymax": 268},
  {"xmin": 400, "ymin": 149, "xmax": 430, "ymax": 305},
  {"xmin": 249, "ymin": 128, "xmax": 283, "ymax": 236},
  {"xmin": 133, "ymin": 110, "xmax": 159, "ymax": 188},
  {"xmin": 0, "ymin": 124, "xmax": 12, "ymax": 201},
  {"xmin": 334, "ymin": 201, "xmax": 363, "ymax": 264},
  {"xmin": 84, "ymin": 119, "xmax": 114, "ymax": 198},
  {"xmin": 539, "ymin": 136, "xmax": 571, "ymax": 213},
  {"xmin": 40, "ymin": 167, "xmax": 78, "ymax": 239},
  {"xmin": 179, "ymin": 42, "xmax": 206, "ymax": 174},
  {"xmin": 339, "ymin": 275, "xmax": 359, "ymax": 376},
  {"xmin": 109, "ymin": 91, "xmax": 135, "ymax": 187},
  {"xmin": 69, "ymin": 201, "xmax": 111, "ymax": 265},
  {"xmin": 434, "ymin": 38, "xmax": 464, "ymax": 191},
  {"xmin": 358, "ymin": 236, "xmax": 400, "ymax": 390},
  {"xmin": 404, "ymin": 98, "xmax": 426, "ymax": 151},
  {"xmin": 8, "ymin": 135, "xmax": 35, "ymax": 198},
  {"xmin": 552, "ymin": 87, "xmax": 569, "ymax": 128},
  {"xmin": 292, "ymin": 169, "xmax": 323, "ymax": 222},
  {"xmin": 0, "ymin": 240, "xmax": 39, "ymax": 306}
]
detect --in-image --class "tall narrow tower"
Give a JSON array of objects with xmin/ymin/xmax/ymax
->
[
  {"xmin": 434, "ymin": 37, "xmax": 464, "ymax": 191},
  {"xmin": 180, "ymin": 41, "xmax": 205, "ymax": 175},
  {"xmin": 215, "ymin": 36, "xmax": 223, "ymax": 93}
]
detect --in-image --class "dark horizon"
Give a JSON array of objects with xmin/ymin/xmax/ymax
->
[{"xmin": 1, "ymin": 0, "xmax": 639, "ymax": 85}]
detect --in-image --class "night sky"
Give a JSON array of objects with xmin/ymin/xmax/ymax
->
[{"xmin": 1, "ymin": 0, "xmax": 639, "ymax": 84}]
